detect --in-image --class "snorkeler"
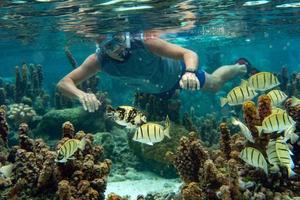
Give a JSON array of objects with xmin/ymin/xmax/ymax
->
[{"xmin": 57, "ymin": 31, "xmax": 249, "ymax": 112}]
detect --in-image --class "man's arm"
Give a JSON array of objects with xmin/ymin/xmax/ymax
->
[
  {"xmin": 144, "ymin": 37, "xmax": 199, "ymax": 72},
  {"xmin": 57, "ymin": 54, "xmax": 101, "ymax": 112}
]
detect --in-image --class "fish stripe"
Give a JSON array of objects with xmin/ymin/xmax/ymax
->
[
  {"xmin": 258, "ymin": 152, "xmax": 261, "ymax": 166},
  {"xmin": 251, "ymin": 148, "xmax": 254, "ymax": 165},
  {"xmin": 263, "ymin": 73, "xmax": 266, "ymax": 89},
  {"xmin": 274, "ymin": 91, "xmax": 279, "ymax": 102},
  {"xmin": 246, "ymin": 86, "xmax": 250, "ymax": 97},
  {"xmin": 233, "ymin": 89, "xmax": 238, "ymax": 103},
  {"xmin": 287, "ymin": 115, "xmax": 292, "ymax": 124},
  {"xmin": 275, "ymin": 115, "xmax": 279, "ymax": 130},
  {"xmin": 140, "ymin": 126, "xmax": 144, "ymax": 139},
  {"xmin": 154, "ymin": 125, "xmax": 157, "ymax": 140},
  {"xmin": 147, "ymin": 125, "xmax": 151, "ymax": 142},
  {"xmin": 240, "ymin": 87, "xmax": 245, "ymax": 99},
  {"xmin": 283, "ymin": 112, "xmax": 287, "ymax": 125},
  {"xmin": 269, "ymin": 118, "xmax": 274, "ymax": 130}
]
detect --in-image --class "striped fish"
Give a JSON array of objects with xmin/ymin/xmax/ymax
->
[
  {"xmin": 242, "ymin": 72, "xmax": 280, "ymax": 91},
  {"xmin": 256, "ymin": 112, "xmax": 296, "ymax": 135},
  {"xmin": 231, "ymin": 117, "xmax": 255, "ymax": 143},
  {"xmin": 0, "ymin": 164, "xmax": 13, "ymax": 178},
  {"xmin": 55, "ymin": 138, "xmax": 86, "ymax": 163},
  {"xmin": 266, "ymin": 140, "xmax": 281, "ymax": 173},
  {"xmin": 106, "ymin": 105, "xmax": 147, "ymax": 129},
  {"xmin": 267, "ymin": 90, "xmax": 288, "ymax": 106},
  {"xmin": 133, "ymin": 116, "xmax": 170, "ymax": 145},
  {"xmin": 275, "ymin": 137, "xmax": 296, "ymax": 177},
  {"xmin": 271, "ymin": 107, "xmax": 285, "ymax": 115},
  {"xmin": 240, "ymin": 147, "xmax": 268, "ymax": 175},
  {"xmin": 220, "ymin": 85, "xmax": 257, "ymax": 107}
]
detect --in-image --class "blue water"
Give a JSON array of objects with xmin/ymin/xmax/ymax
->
[{"xmin": 0, "ymin": 0, "xmax": 300, "ymax": 106}]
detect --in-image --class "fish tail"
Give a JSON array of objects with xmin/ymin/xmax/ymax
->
[
  {"xmin": 78, "ymin": 138, "xmax": 86, "ymax": 151},
  {"xmin": 220, "ymin": 97, "xmax": 228, "ymax": 107},
  {"xmin": 255, "ymin": 126, "xmax": 263, "ymax": 136},
  {"xmin": 164, "ymin": 115, "xmax": 171, "ymax": 139},
  {"xmin": 231, "ymin": 117, "xmax": 240, "ymax": 125}
]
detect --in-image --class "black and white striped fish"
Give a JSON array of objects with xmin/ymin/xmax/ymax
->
[
  {"xmin": 55, "ymin": 138, "xmax": 86, "ymax": 163},
  {"xmin": 275, "ymin": 137, "xmax": 295, "ymax": 177},
  {"xmin": 267, "ymin": 90, "xmax": 288, "ymax": 106},
  {"xmin": 220, "ymin": 85, "xmax": 257, "ymax": 107},
  {"xmin": 106, "ymin": 105, "xmax": 147, "ymax": 129},
  {"xmin": 240, "ymin": 147, "xmax": 268, "ymax": 175},
  {"xmin": 133, "ymin": 116, "xmax": 170, "ymax": 145},
  {"xmin": 242, "ymin": 72, "xmax": 280, "ymax": 91},
  {"xmin": 256, "ymin": 112, "xmax": 296, "ymax": 135},
  {"xmin": 267, "ymin": 140, "xmax": 281, "ymax": 173}
]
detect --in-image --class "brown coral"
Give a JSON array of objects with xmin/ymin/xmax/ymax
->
[
  {"xmin": 166, "ymin": 132, "xmax": 208, "ymax": 183},
  {"xmin": 243, "ymin": 101, "xmax": 260, "ymax": 140},
  {"xmin": 181, "ymin": 182, "xmax": 203, "ymax": 200},
  {"xmin": 258, "ymin": 95, "xmax": 272, "ymax": 122},
  {"xmin": 219, "ymin": 123, "xmax": 232, "ymax": 160},
  {"xmin": 0, "ymin": 105, "xmax": 9, "ymax": 145}
]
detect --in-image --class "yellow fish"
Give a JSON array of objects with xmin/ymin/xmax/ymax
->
[
  {"xmin": 242, "ymin": 72, "xmax": 280, "ymax": 91},
  {"xmin": 55, "ymin": 138, "xmax": 86, "ymax": 163},
  {"xmin": 275, "ymin": 137, "xmax": 295, "ymax": 177},
  {"xmin": 267, "ymin": 90, "xmax": 287, "ymax": 106},
  {"xmin": 240, "ymin": 147, "xmax": 268, "ymax": 175},
  {"xmin": 256, "ymin": 112, "xmax": 296, "ymax": 135},
  {"xmin": 133, "ymin": 116, "xmax": 170, "ymax": 145},
  {"xmin": 220, "ymin": 85, "xmax": 257, "ymax": 107},
  {"xmin": 266, "ymin": 140, "xmax": 281, "ymax": 173}
]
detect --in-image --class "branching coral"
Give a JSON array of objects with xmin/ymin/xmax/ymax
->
[
  {"xmin": 166, "ymin": 132, "xmax": 208, "ymax": 183},
  {"xmin": 7, "ymin": 103, "xmax": 37, "ymax": 128}
]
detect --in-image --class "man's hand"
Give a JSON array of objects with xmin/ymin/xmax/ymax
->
[
  {"xmin": 179, "ymin": 72, "xmax": 200, "ymax": 91},
  {"xmin": 78, "ymin": 93, "xmax": 101, "ymax": 112}
]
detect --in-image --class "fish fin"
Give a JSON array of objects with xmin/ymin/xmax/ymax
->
[
  {"xmin": 55, "ymin": 158, "xmax": 68, "ymax": 163},
  {"xmin": 255, "ymin": 126, "xmax": 263, "ymax": 136},
  {"xmin": 240, "ymin": 79, "xmax": 249, "ymax": 87},
  {"xmin": 68, "ymin": 157, "xmax": 76, "ymax": 160},
  {"xmin": 164, "ymin": 115, "xmax": 171, "ymax": 138},
  {"xmin": 291, "ymin": 132, "xmax": 299, "ymax": 144},
  {"xmin": 288, "ymin": 167, "xmax": 296, "ymax": 177},
  {"xmin": 291, "ymin": 96, "xmax": 300, "ymax": 106},
  {"xmin": 78, "ymin": 138, "xmax": 86, "ymax": 151},
  {"xmin": 144, "ymin": 142, "xmax": 153, "ymax": 146},
  {"xmin": 220, "ymin": 97, "xmax": 228, "ymax": 107},
  {"xmin": 231, "ymin": 117, "xmax": 240, "ymax": 126}
]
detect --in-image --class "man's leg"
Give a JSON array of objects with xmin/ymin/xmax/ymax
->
[{"xmin": 202, "ymin": 64, "xmax": 247, "ymax": 92}]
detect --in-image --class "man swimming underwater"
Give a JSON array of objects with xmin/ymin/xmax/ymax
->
[{"xmin": 57, "ymin": 31, "xmax": 249, "ymax": 112}]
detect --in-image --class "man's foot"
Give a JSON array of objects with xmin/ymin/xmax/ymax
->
[{"xmin": 235, "ymin": 58, "xmax": 259, "ymax": 77}]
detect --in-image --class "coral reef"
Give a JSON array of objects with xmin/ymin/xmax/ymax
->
[
  {"xmin": 166, "ymin": 132, "xmax": 242, "ymax": 200},
  {"xmin": 0, "ymin": 105, "xmax": 9, "ymax": 145},
  {"xmin": 0, "ymin": 63, "xmax": 50, "ymax": 117},
  {"xmin": 0, "ymin": 121, "xmax": 111, "ymax": 200},
  {"xmin": 134, "ymin": 91, "xmax": 181, "ymax": 123},
  {"xmin": 285, "ymin": 98, "xmax": 300, "ymax": 131}
]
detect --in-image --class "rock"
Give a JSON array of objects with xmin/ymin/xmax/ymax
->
[
  {"xmin": 34, "ymin": 107, "xmax": 107, "ymax": 140},
  {"xmin": 128, "ymin": 123, "xmax": 189, "ymax": 178}
]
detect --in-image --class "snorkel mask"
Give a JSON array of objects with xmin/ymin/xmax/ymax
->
[{"xmin": 98, "ymin": 32, "xmax": 131, "ymax": 62}]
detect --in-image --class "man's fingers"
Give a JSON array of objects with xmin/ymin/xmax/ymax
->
[
  {"xmin": 80, "ymin": 98, "xmax": 88, "ymax": 111},
  {"xmin": 88, "ymin": 95, "xmax": 96, "ymax": 112},
  {"xmin": 179, "ymin": 79, "xmax": 184, "ymax": 89},
  {"xmin": 84, "ymin": 95, "xmax": 93, "ymax": 112}
]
